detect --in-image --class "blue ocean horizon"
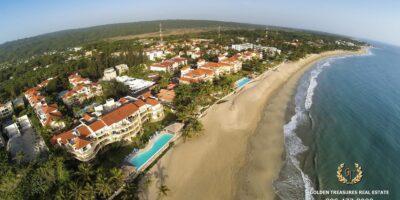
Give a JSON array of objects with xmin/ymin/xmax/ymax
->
[{"xmin": 274, "ymin": 42, "xmax": 400, "ymax": 200}]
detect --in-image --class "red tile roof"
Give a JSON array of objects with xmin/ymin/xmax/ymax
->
[
  {"xmin": 73, "ymin": 138, "xmax": 92, "ymax": 150},
  {"xmin": 134, "ymin": 99, "xmax": 146, "ymax": 108},
  {"xmin": 88, "ymin": 120, "xmax": 106, "ymax": 132},
  {"xmin": 51, "ymin": 131, "xmax": 74, "ymax": 145},
  {"xmin": 145, "ymin": 98, "xmax": 160, "ymax": 106},
  {"xmin": 202, "ymin": 62, "xmax": 230, "ymax": 68},
  {"xmin": 77, "ymin": 126, "xmax": 91, "ymax": 138},
  {"xmin": 101, "ymin": 103, "xmax": 139, "ymax": 126}
]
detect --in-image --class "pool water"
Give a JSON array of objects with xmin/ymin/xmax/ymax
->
[
  {"xmin": 129, "ymin": 133, "xmax": 173, "ymax": 170},
  {"xmin": 235, "ymin": 77, "xmax": 251, "ymax": 88}
]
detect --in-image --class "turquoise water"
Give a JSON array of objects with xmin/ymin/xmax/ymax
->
[
  {"xmin": 236, "ymin": 77, "xmax": 251, "ymax": 88},
  {"xmin": 129, "ymin": 133, "xmax": 173, "ymax": 170},
  {"xmin": 274, "ymin": 42, "xmax": 400, "ymax": 200}
]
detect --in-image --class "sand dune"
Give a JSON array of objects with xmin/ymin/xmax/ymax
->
[{"xmin": 142, "ymin": 49, "xmax": 366, "ymax": 200}]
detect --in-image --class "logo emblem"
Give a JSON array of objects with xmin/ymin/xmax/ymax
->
[{"xmin": 337, "ymin": 163, "xmax": 363, "ymax": 185}]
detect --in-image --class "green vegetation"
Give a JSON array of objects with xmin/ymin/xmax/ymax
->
[
  {"xmin": 0, "ymin": 148, "xmax": 124, "ymax": 200},
  {"xmin": 0, "ymin": 19, "xmax": 367, "ymax": 200},
  {"xmin": 0, "ymin": 20, "xmax": 266, "ymax": 64}
]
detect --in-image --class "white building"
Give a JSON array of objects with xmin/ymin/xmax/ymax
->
[
  {"xmin": 116, "ymin": 76, "xmax": 155, "ymax": 96},
  {"xmin": 0, "ymin": 101, "xmax": 13, "ymax": 120},
  {"xmin": 145, "ymin": 49, "xmax": 164, "ymax": 61},
  {"xmin": 232, "ymin": 43, "xmax": 254, "ymax": 51},
  {"xmin": 4, "ymin": 115, "xmax": 48, "ymax": 162},
  {"xmin": 115, "ymin": 64, "xmax": 129, "ymax": 75},
  {"xmin": 51, "ymin": 95, "xmax": 164, "ymax": 161},
  {"xmin": 103, "ymin": 68, "xmax": 117, "ymax": 81}
]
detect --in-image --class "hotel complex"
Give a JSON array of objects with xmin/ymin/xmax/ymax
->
[{"xmin": 51, "ymin": 94, "xmax": 164, "ymax": 161}]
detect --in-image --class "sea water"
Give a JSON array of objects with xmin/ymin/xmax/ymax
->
[{"xmin": 274, "ymin": 42, "xmax": 400, "ymax": 200}]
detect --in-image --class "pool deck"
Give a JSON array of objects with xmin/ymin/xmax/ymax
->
[{"xmin": 123, "ymin": 131, "xmax": 181, "ymax": 180}]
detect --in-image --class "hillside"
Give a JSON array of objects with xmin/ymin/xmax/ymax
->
[{"xmin": 0, "ymin": 20, "xmax": 266, "ymax": 63}]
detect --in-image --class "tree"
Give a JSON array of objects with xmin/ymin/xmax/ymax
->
[
  {"xmin": 95, "ymin": 172, "xmax": 113, "ymax": 199},
  {"xmin": 157, "ymin": 184, "xmax": 170, "ymax": 199},
  {"xmin": 76, "ymin": 163, "xmax": 94, "ymax": 184},
  {"xmin": 68, "ymin": 182, "xmax": 86, "ymax": 200},
  {"xmin": 15, "ymin": 151, "xmax": 24, "ymax": 165}
]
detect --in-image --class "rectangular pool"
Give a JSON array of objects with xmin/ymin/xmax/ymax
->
[
  {"xmin": 129, "ymin": 133, "xmax": 174, "ymax": 171},
  {"xmin": 235, "ymin": 77, "xmax": 251, "ymax": 88}
]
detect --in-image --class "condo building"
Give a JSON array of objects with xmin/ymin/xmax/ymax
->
[{"xmin": 51, "ymin": 95, "xmax": 164, "ymax": 161}]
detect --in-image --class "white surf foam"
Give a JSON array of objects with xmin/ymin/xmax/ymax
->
[{"xmin": 304, "ymin": 61, "xmax": 330, "ymax": 110}]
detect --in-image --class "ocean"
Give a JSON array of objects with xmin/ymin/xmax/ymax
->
[{"xmin": 274, "ymin": 42, "xmax": 400, "ymax": 200}]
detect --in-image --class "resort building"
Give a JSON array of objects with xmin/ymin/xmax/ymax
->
[
  {"xmin": 179, "ymin": 66, "xmax": 215, "ymax": 84},
  {"xmin": 199, "ymin": 62, "xmax": 236, "ymax": 77},
  {"xmin": 51, "ymin": 95, "xmax": 164, "ymax": 161},
  {"xmin": 149, "ymin": 57, "xmax": 188, "ymax": 73},
  {"xmin": 115, "ymin": 64, "xmax": 129, "ymax": 75},
  {"xmin": 232, "ymin": 43, "xmax": 281, "ymax": 56},
  {"xmin": 0, "ymin": 101, "xmax": 13, "ymax": 120},
  {"xmin": 68, "ymin": 73, "xmax": 91, "ymax": 87},
  {"xmin": 24, "ymin": 79, "xmax": 65, "ymax": 130},
  {"xmin": 144, "ymin": 48, "xmax": 164, "ymax": 61},
  {"xmin": 103, "ymin": 68, "xmax": 117, "ymax": 81},
  {"xmin": 116, "ymin": 76, "xmax": 155, "ymax": 97},
  {"xmin": 62, "ymin": 73, "xmax": 103, "ymax": 107}
]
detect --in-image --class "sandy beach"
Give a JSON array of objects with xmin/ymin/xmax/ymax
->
[{"xmin": 141, "ymin": 49, "xmax": 367, "ymax": 200}]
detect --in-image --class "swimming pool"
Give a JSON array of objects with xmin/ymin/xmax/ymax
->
[
  {"xmin": 235, "ymin": 77, "xmax": 251, "ymax": 88},
  {"xmin": 129, "ymin": 133, "xmax": 174, "ymax": 170}
]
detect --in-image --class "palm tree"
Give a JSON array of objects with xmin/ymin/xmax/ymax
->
[
  {"xmin": 81, "ymin": 183, "xmax": 95, "ymax": 200},
  {"xmin": 157, "ymin": 184, "xmax": 170, "ymax": 199},
  {"xmin": 95, "ymin": 172, "xmax": 113, "ymax": 199},
  {"xmin": 68, "ymin": 182, "xmax": 85, "ymax": 200},
  {"xmin": 75, "ymin": 163, "xmax": 93, "ymax": 183},
  {"xmin": 109, "ymin": 168, "xmax": 124, "ymax": 188}
]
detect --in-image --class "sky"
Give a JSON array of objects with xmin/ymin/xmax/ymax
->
[{"xmin": 1, "ymin": 0, "xmax": 399, "ymax": 45}]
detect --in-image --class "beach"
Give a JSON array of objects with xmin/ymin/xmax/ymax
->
[{"xmin": 142, "ymin": 49, "xmax": 367, "ymax": 200}]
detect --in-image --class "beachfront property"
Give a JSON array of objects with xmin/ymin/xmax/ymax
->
[
  {"xmin": 103, "ymin": 67, "xmax": 117, "ymax": 81},
  {"xmin": 3, "ymin": 115, "xmax": 48, "ymax": 162},
  {"xmin": 51, "ymin": 95, "xmax": 164, "ymax": 161},
  {"xmin": 62, "ymin": 73, "xmax": 103, "ymax": 107},
  {"xmin": 232, "ymin": 43, "xmax": 281, "ymax": 56},
  {"xmin": 125, "ymin": 122, "xmax": 183, "ymax": 173},
  {"xmin": 149, "ymin": 57, "xmax": 188, "ymax": 73},
  {"xmin": 24, "ymin": 79, "xmax": 66, "ymax": 130},
  {"xmin": 0, "ymin": 101, "xmax": 13, "ymax": 120},
  {"xmin": 179, "ymin": 66, "xmax": 215, "ymax": 84},
  {"xmin": 116, "ymin": 76, "xmax": 155, "ymax": 97}
]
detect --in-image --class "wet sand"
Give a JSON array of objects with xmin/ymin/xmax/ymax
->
[{"xmin": 142, "ymin": 49, "xmax": 367, "ymax": 200}]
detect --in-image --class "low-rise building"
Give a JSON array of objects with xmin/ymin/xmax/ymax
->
[
  {"xmin": 68, "ymin": 73, "xmax": 91, "ymax": 87},
  {"xmin": 199, "ymin": 62, "xmax": 235, "ymax": 77},
  {"xmin": 63, "ymin": 73, "xmax": 103, "ymax": 106},
  {"xmin": 24, "ymin": 79, "xmax": 65, "ymax": 130},
  {"xmin": 179, "ymin": 67, "xmax": 215, "ymax": 84},
  {"xmin": 149, "ymin": 57, "xmax": 188, "ymax": 73},
  {"xmin": 62, "ymin": 83, "xmax": 102, "ymax": 106},
  {"xmin": 4, "ymin": 115, "xmax": 48, "ymax": 162},
  {"xmin": 103, "ymin": 68, "xmax": 117, "ymax": 81},
  {"xmin": 115, "ymin": 64, "xmax": 129, "ymax": 75},
  {"xmin": 51, "ymin": 95, "xmax": 164, "ymax": 161},
  {"xmin": 116, "ymin": 76, "xmax": 155, "ymax": 97},
  {"xmin": 144, "ymin": 48, "xmax": 164, "ymax": 61},
  {"xmin": 0, "ymin": 101, "xmax": 13, "ymax": 120}
]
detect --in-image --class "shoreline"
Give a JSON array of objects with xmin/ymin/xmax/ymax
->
[{"xmin": 142, "ymin": 48, "xmax": 368, "ymax": 200}]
